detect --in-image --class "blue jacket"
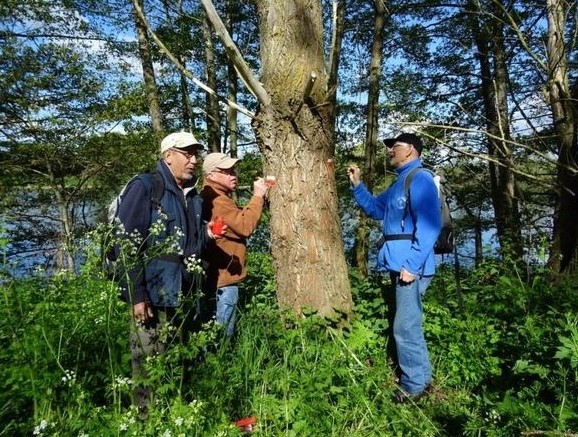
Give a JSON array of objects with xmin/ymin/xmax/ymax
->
[
  {"xmin": 117, "ymin": 160, "xmax": 207, "ymax": 307},
  {"xmin": 352, "ymin": 159, "xmax": 441, "ymax": 276}
]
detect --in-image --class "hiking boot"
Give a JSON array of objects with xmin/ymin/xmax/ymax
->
[{"xmin": 391, "ymin": 384, "xmax": 432, "ymax": 404}]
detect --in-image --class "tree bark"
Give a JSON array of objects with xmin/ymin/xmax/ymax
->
[
  {"xmin": 132, "ymin": 0, "xmax": 164, "ymax": 133},
  {"xmin": 327, "ymin": 0, "xmax": 345, "ymax": 133},
  {"xmin": 203, "ymin": 15, "xmax": 222, "ymax": 152},
  {"xmin": 545, "ymin": 0, "xmax": 578, "ymax": 274},
  {"xmin": 225, "ymin": 0, "xmax": 238, "ymax": 157},
  {"xmin": 468, "ymin": 0, "xmax": 523, "ymax": 259},
  {"xmin": 355, "ymin": 0, "xmax": 386, "ymax": 277},
  {"xmin": 251, "ymin": 0, "xmax": 353, "ymax": 317}
]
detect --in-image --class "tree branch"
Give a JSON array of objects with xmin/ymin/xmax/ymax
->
[
  {"xmin": 200, "ymin": 0, "xmax": 271, "ymax": 106},
  {"xmin": 131, "ymin": 0, "xmax": 255, "ymax": 119},
  {"xmin": 327, "ymin": 0, "xmax": 345, "ymax": 100}
]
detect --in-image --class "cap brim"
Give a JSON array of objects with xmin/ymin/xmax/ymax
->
[
  {"xmin": 177, "ymin": 143, "xmax": 204, "ymax": 150},
  {"xmin": 382, "ymin": 138, "xmax": 396, "ymax": 147},
  {"xmin": 217, "ymin": 157, "xmax": 240, "ymax": 169}
]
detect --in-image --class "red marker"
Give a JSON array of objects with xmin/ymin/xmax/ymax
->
[
  {"xmin": 234, "ymin": 416, "xmax": 256, "ymax": 432},
  {"xmin": 210, "ymin": 216, "xmax": 225, "ymax": 235},
  {"xmin": 265, "ymin": 175, "xmax": 277, "ymax": 187}
]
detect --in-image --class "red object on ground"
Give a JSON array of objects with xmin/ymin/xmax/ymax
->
[
  {"xmin": 210, "ymin": 216, "xmax": 225, "ymax": 235},
  {"xmin": 234, "ymin": 416, "xmax": 256, "ymax": 432}
]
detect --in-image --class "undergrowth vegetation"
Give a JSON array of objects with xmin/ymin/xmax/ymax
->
[{"xmin": 1, "ymin": 250, "xmax": 578, "ymax": 436}]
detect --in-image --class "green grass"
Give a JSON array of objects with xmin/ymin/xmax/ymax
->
[{"xmin": 1, "ymin": 253, "xmax": 577, "ymax": 436}]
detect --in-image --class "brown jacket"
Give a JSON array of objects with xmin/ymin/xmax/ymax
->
[{"xmin": 201, "ymin": 180, "xmax": 265, "ymax": 288}]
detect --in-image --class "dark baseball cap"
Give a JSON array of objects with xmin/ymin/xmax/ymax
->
[{"xmin": 383, "ymin": 133, "xmax": 423, "ymax": 155}]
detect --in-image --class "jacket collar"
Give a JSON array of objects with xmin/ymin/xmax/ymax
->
[
  {"xmin": 395, "ymin": 158, "xmax": 423, "ymax": 176},
  {"xmin": 157, "ymin": 160, "xmax": 199, "ymax": 192},
  {"xmin": 203, "ymin": 179, "xmax": 232, "ymax": 197}
]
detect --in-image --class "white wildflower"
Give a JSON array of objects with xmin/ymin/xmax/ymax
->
[
  {"xmin": 149, "ymin": 219, "xmax": 166, "ymax": 236},
  {"xmin": 62, "ymin": 369, "xmax": 76, "ymax": 385},
  {"xmin": 184, "ymin": 254, "xmax": 204, "ymax": 275},
  {"xmin": 157, "ymin": 208, "xmax": 168, "ymax": 221},
  {"xmin": 112, "ymin": 376, "xmax": 132, "ymax": 389},
  {"xmin": 174, "ymin": 417, "xmax": 184, "ymax": 427},
  {"xmin": 33, "ymin": 420, "xmax": 48, "ymax": 435}
]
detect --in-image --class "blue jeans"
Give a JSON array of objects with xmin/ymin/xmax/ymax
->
[
  {"xmin": 389, "ymin": 273, "xmax": 433, "ymax": 395},
  {"xmin": 216, "ymin": 285, "xmax": 239, "ymax": 337}
]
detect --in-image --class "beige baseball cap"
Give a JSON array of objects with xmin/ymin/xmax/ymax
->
[
  {"xmin": 160, "ymin": 132, "xmax": 203, "ymax": 153},
  {"xmin": 203, "ymin": 152, "xmax": 240, "ymax": 174}
]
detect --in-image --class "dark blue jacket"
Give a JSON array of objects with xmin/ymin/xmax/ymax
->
[
  {"xmin": 352, "ymin": 159, "xmax": 441, "ymax": 276},
  {"xmin": 117, "ymin": 160, "xmax": 207, "ymax": 307}
]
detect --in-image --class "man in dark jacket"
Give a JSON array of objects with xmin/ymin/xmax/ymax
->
[{"xmin": 116, "ymin": 131, "xmax": 218, "ymax": 415}]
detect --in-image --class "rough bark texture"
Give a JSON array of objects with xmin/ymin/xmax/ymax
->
[
  {"xmin": 252, "ymin": 0, "xmax": 352, "ymax": 317},
  {"xmin": 546, "ymin": 0, "xmax": 578, "ymax": 274}
]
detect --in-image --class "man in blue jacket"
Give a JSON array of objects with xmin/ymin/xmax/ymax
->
[
  {"xmin": 116, "ymin": 131, "xmax": 219, "ymax": 415},
  {"xmin": 348, "ymin": 132, "xmax": 441, "ymax": 404}
]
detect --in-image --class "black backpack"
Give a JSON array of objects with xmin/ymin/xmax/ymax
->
[{"xmin": 404, "ymin": 167, "xmax": 454, "ymax": 255}]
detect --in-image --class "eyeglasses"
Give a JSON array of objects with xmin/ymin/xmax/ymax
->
[
  {"xmin": 388, "ymin": 142, "xmax": 411, "ymax": 150},
  {"xmin": 171, "ymin": 148, "xmax": 198, "ymax": 160},
  {"xmin": 213, "ymin": 168, "xmax": 237, "ymax": 175}
]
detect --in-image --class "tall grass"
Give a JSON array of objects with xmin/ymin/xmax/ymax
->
[{"xmin": 1, "ymin": 247, "xmax": 577, "ymax": 436}]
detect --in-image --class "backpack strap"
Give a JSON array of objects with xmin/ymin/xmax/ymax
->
[
  {"xmin": 404, "ymin": 167, "xmax": 432, "ymax": 197},
  {"xmin": 131, "ymin": 171, "xmax": 164, "ymax": 206},
  {"xmin": 149, "ymin": 171, "xmax": 165, "ymax": 211},
  {"xmin": 381, "ymin": 166, "xmax": 425, "ymax": 243}
]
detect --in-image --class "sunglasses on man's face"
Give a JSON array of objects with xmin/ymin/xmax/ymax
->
[
  {"xmin": 171, "ymin": 148, "xmax": 198, "ymax": 160},
  {"xmin": 389, "ymin": 142, "xmax": 412, "ymax": 150},
  {"xmin": 213, "ymin": 168, "xmax": 237, "ymax": 175}
]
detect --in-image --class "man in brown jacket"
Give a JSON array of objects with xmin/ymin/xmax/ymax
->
[{"xmin": 201, "ymin": 152, "xmax": 269, "ymax": 337}]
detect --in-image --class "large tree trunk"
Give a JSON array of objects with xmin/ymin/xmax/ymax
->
[
  {"xmin": 132, "ymin": 0, "xmax": 164, "ymax": 133},
  {"xmin": 252, "ymin": 0, "xmax": 352, "ymax": 317},
  {"xmin": 546, "ymin": 0, "xmax": 578, "ymax": 274},
  {"xmin": 469, "ymin": 0, "xmax": 523, "ymax": 259}
]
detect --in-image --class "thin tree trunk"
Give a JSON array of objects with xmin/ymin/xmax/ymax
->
[
  {"xmin": 204, "ymin": 16, "xmax": 222, "ymax": 152},
  {"xmin": 546, "ymin": 0, "xmax": 578, "ymax": 274},
  {"xmin": 355, "ymin": 0, "xmax": 386, "ymax": 277},
  {"xmin": 55, "ymin": 192, "xmax": 75, "ymax": 271},
  {"xmin": 327, "ymin": 0, "xmax": 345, "ymax": 133},
  {"xmin": 132, "ymin": 0, "xmax": 164, "ymax": 133},
  {"xmin": 179, "ymin": 70, "xmax": 195, "ymax": 132},
  {"xmin": 468, "ymin": 0, "xmax": 523, "ymax": 259},
  {"xmin": 226, "ymin": 0, "xmax": 238, "ymax": 157},
  {"xmin": 47, "ymin": 159, "xmax": 75, "ymax": 271}
]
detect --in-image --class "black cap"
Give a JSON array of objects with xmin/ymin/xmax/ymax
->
[{"xmin": 383, "ymin": 133, "xmax": 423, "ymax": 155}]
